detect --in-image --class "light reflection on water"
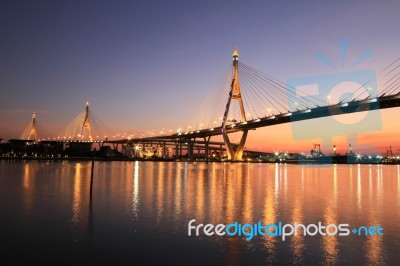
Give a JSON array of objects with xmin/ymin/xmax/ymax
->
[{"xmin": 0, "ymin": 161, "xmax": 399, "ymax": 265}]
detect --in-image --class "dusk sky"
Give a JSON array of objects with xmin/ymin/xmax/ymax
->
[{"xmin": 1, "ymin": 0, "xmax": 400, "ymax": 154}]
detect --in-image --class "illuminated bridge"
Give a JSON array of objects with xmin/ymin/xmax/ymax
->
[
  {"xmin": 125, "ymin": 49, "xmax": 400, "ymax": 161},
  {"xmin": 14, "ymin": 49, "xmax": 400, "ymax": 161}
]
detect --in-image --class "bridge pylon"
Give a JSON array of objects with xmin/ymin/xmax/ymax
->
[
  {"xmin": 79, "ymin": 101, "xmax": 93, "ymax": 141},
  {"xmin": 221, "ymin": 48, "xmax": 248, "ymax": 161},
  {"xmin": 27, "ymin": 113, "xmax": 37, "ymax": 141}
]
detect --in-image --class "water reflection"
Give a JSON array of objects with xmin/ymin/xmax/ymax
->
[
  {"xmin": 262, "ymin": 163, "xmax": 278, "ymax": 264},
  {"xmin": 71, "ymin": 163, "xmax": 90, "ymax": 230},
  {"xmin": 1, "ymin": 161, "xmax": 399, "ymax": 265},
  {"xmin": 23, "ymin": 163, "xmax": 36, "ymax": 221},
  {"xmin": 357, "ymin": 165, "xmax": 362, "ymax": 210},
  {"xmin": 364, "ymin": 165, "xmax": 386, "ymax": 266},
  {"xmin": 173, "ymin": 162, "xmax": 183, "ymax": 228},
  {"xmin": 290, "ymin": 165, "xmax": 304, "ymax": 265},
  {"xmin": 156, "ymin": 162, "xmax": 164, "ymax": 225},
  {"xmin": 132, "ymin": 161, "xmax": 139, "ymax": 221},
  {"xmin": 321, "ymin": 164, "xmax": 338, "ymax": 265},
  {"xmin": 71, "ymin": 163, "xmax": 83, "ymax": 226}
]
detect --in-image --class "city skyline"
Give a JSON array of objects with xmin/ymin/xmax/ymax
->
[{"xmin": 1, "ymin": 0, "xmax": 400, "ymax": 153}]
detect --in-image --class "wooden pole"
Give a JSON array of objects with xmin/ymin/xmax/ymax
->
[{"xmin": 90, "ymin": 156, "xmax": 94, "ymax": 200}]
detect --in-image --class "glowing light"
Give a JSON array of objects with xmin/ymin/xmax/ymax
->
[
  {"xmin": 232, "ymin": 47, "xmax": 239, "ymax": 58},
  {"xmin": 300, "ymin": 109, "xmax": 311, "ymax": 114},
  {"xmin": 326, "ymin": 95, "xmax": 332, "ymax": 105}
]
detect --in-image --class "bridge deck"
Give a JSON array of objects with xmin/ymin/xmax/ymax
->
[{"xmin": 136, "ymin": 93, "xmax": 400, "ymax": 140}]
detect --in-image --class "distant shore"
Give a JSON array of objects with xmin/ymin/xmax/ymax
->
[{"xmin": 1, "ymin": 155, "xmax": 399, "ymax": 165}]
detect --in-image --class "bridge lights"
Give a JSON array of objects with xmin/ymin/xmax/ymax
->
[{"xmin": 327, "ymin": 95, "xmax": 332, "ymax": 104}]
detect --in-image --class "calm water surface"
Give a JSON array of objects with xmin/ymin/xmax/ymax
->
[{"xmin": 0, "ymin": 161, "xmax": 399, "ymax": 265}]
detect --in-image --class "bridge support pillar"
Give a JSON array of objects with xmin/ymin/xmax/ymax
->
[
  {"xmin": 205, "ymin": 142, "xmax": 209, "ymax": 162},
  {"xmin": 175, "ymin": 142, "xmax": 179, "ymax": 158},
  {"xmin": 79, "ymin": 102, "xmax": 92, "ymax": 141},
  {"xmin": 163, "ymin": 143, "xmax": 167, "ymax": 158},
  {"xmin": 204, "ymin": 136, "xmax": 211, "ymax": 163},
  {"xmin": 188, "ymin": 139, "xmax": 194, "ymax": 161},
  {"xmin": 221, "ymin": 48, "xmax": 248, "ymax": 161}
]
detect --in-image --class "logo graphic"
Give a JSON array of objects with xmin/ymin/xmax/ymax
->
[
  {"xmin": 287, "ymin": 40, "xmax": 382, "ymax": 161},
  {"xmin": 188, "ymin": 219, "xmax": 384, "ymax": 241}
]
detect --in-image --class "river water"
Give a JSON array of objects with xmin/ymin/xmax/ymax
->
[{"xmin": 0, "ymin": 161, "xmax": 399, "ymax": 265}]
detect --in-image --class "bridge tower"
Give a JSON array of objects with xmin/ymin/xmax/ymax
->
[
  {"xmin": 222, "ymin": 48, "xmax": 248, "ymax": 161},
  {"xmin": 27, "ymin": 113, "xmax": 37, "ymax": 140},
  {"xmin": 79, "ymin": 101, "xmax": 93, "ymax": 141}
]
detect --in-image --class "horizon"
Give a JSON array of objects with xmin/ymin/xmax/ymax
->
[{"xmin": 1, "ymin": 1, "xmax": 400, "ymax": 154}]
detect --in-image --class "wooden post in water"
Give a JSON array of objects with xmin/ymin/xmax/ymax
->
[{"xmin": 90, "ymin": 149, "xmax": 96, "ymax": 200}]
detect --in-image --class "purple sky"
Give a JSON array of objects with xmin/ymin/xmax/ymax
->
[{"xmin": 1, "ymin": 0, "xmax": 400, "ymax": 151}]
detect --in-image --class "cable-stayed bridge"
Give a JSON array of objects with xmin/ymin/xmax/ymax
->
[
  {"xmin": 126, "ymin": 49, "xmax": 400, "ymax": 161},
  {"xmin": 10, "ymin": 49, "xmax": 400, "ymax": 161}
]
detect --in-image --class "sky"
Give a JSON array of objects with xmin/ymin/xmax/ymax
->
[{"xmin": 1, "ymin": 0, "xmax": 400, "ymax": 154}]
